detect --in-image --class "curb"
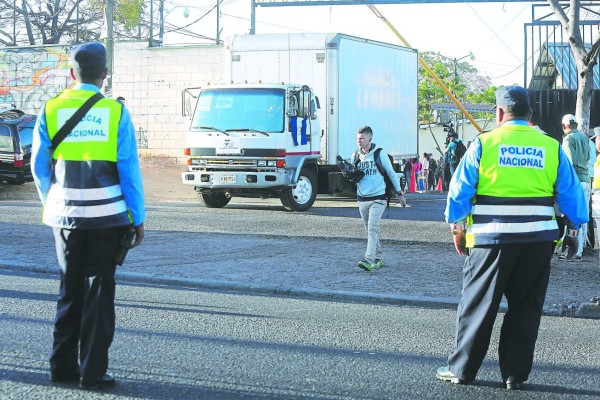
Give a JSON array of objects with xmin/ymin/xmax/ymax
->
[
  {"xmin": 576, "ymin": 302, "xmax": 600, "ymax": 319},
  {"xmin": 1, "ymin": 263, "xmax": 595, "ymax": 318}
]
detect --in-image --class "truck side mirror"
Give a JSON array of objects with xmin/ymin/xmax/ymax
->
[
  {"xmin": 182, "ymin": 87, "xmax": 200, "ymax": 118},
  {"xmin": 297, "ymin": 87, "xmax": 313, "ymax": 119}
]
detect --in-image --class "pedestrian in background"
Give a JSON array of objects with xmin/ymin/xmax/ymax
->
[
  {"xmin": 412, "ymin": 157, "xmax": 421, "ymax": 190},
  {"xmin": 31, "ymin": 42, "xmax": 145, "ymax": 390},
  {"xmin": 591, "ymin": 126, "xmax": 600, "ymax": 250},
  {"xmin": 445, "ymin": 131, "xmax": 465, "ymax": 178},
  {"xmin": 437, "ymin": 85, "xmax": 587, "ymax": 390},
  {"xmin": 421, "ymin": 152, "xmax": 429, "ymax": 190},
  {"xmin": 402, "ymin": 158, "xmax": 412, "ymax": 191},
  {"xmin": 427, "ymin": 153, "xmax": 438, "ymax": 190},
  {"xmin": 559, "ymin": 114, "xmax": 591, "ymax": 261},
  {"xmin": 116, "ymin": 96, "xmax": 126, "ymax": 105},
  {"xmin": 352, "ymin": 126, "xmax": 402, "ymax": 271},
  {"xmin": 586, "ymin": 129, "xmax": 597, "ymax": 250}
]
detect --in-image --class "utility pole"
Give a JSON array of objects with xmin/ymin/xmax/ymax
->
[
  {"xmin": 159, "ymin": 0, "xmax": 164, "ymax": 46},
  {"xmin": 105, "ymin": 0, "xmax": 114, "ymax": 95},
  {"xmin": 216, "ymin": 0, "xmax": 220, "ymax": 44},
  {"xmin": 250, "ymin": 0, "xmax": 255, "ymax": 34}
]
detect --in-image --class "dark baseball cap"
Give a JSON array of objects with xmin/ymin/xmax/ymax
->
[
  {"xmin": 495, "ymin": 85, "xmax": 530, "ymax": 108},
  {"xmin": 448, "ymin": 131, "xmax": 458, "ymax": 138},
  {"xmin": 71, "ymin": 42, "xmax": 107, "ymax": 69}
]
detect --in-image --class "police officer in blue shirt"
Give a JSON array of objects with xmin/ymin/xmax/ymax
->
[
  {"xmin": 31, "ymin": 42, "xmax": 145, "ymax": 390},
  {"xmin": 435, "ymin": 86, "xmax": 587, "ymax": 390}
]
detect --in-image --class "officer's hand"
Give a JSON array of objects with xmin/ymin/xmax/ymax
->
[
  {"xmin": 131, "ymin": 223, "xmax": 145, "ymax": 248},
  {"xmin": 563, "ymin": 233, "xmax": 578, "ymax": 260},
  {"xmin": 453, "ymin": 231, "xmax": 467, "ymax": 256}
]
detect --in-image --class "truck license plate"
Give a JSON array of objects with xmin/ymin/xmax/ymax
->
[{"xmin": 220, "ymin": 175, "xmax": 236, "ymax": 183}]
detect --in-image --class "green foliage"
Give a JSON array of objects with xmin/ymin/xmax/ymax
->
[
  {"xmin": 418, "ymin": 51, "xmax": 494, "ymax": 124},
  {"xmin": 116, "ymin": 0, "xmax": 144, "ymax": 30}
]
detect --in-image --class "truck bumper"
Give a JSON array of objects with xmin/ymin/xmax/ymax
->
[{"xmin": 181, "ymin": 170, "xmax": 290, "ymax": 189}]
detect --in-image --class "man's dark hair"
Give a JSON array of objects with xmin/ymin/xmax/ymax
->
[
  {"xmin": 503, "ymin": 103, "xmax": 531, "ymax": 120},
  {"xmin": 74, "ymin": 64, "xmax": 106, "ymax": 83},
  {"xmin": 358, "ymin": 126, "xmax": 373, "ymax": 135},
  {"xmin": 116, "ymin": 96, "xmax": 125, "ymax": 102}
]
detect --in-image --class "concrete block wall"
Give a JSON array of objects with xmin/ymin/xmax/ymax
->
[
  {"xmin": 112, "ymin": 41, "xmax": 224, "ymax": 160},
  {"xmin": 0, "ymin": 41, "xmax": 225, "ymax": 163}
]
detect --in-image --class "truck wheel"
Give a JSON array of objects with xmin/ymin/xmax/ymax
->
[
  {"xmin": 280, "ymin": 169, "xmax": 317, "ymax": 211},
  {"xmin": 196, "ymin": 190, "xmax": 231, "ymax": 208}
]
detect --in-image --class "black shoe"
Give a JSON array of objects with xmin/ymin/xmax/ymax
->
[
  {"xmin": 80, "ymin": 373, "xmax": 116, "ymax": 390},
  {"xmin": 50, "ymin": 370, "xmax": 80, "ymax": 383},
  {"xmin": 435, "ymin": 366, "xmax": 469, "ymax": 384},
  {"xmin": 505, "ymin": 376, "xmax": 525, "ymax": 390}
]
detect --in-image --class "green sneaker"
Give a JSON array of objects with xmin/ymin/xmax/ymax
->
[
  {"xmin": 357, "ymin": 259, "xmax": 373, "ymax": 271},
  {"xmin": 373, "ymin": 259, "xmax": 384, "ymax": 269}
]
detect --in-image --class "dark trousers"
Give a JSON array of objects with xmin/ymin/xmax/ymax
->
[
  {"xmin": 447, "ymin": 242, "xmax": 552, "ymax": 382},
  {"xmin": 50, "ymin": 226, "xmax": 125, "ymax": 380}
]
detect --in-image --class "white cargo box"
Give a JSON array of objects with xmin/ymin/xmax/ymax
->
[{"xmin": 225, "ymin": 33, "xmax": 418, "ymax": 164}]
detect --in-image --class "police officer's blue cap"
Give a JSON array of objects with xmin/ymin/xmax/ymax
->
[
  {"xmin": 71, "ymin": 42, "xmax": 107, "ymax": 69},
  {"xmin": 495, "ymin": 85, "xmax": 530, "ymax": 108}
]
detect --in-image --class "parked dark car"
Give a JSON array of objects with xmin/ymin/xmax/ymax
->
[{"xmin": 0, "ymin": 108, "xmax": 36, "ymax": 185}]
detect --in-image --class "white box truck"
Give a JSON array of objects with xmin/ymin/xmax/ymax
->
[{"xmin": 182, "ymin": 32, "xmax": 418, "ymax": 211}]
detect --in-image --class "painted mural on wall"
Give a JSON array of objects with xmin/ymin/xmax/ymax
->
[{"xmin": 0, "ymin": 46, "xmax": 73, "ymax": 114}]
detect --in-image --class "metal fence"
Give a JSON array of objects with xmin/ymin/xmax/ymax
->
[{"xmin": 529, "ymin": 89, "xmax": 600, "ymax": 139}]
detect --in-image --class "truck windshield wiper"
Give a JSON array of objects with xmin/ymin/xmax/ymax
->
[
  {"xmin": 228, "ymin": 128, "xmax": 269, "ymax": 137},
  {"xmin": 195, "ymin": 125, "xmax": 229, "ymax": 136}
]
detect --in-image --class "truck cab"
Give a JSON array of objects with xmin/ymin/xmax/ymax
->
[{"xmin": 182, "ymin": 83, "xmax": 321, "ymax": 211}]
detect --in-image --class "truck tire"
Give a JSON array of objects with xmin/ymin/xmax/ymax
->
[
  {"xmin": 196, "ymin": 190, "xmax": 231, "ymax": 208},
  {"xmin": 280, "ymin": 169, "xmax": 317, "ymax": 211}
]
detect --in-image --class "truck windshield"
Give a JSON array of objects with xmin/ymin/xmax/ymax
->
[{"xmin": 191, "ymin": 88, "xmax": 285, "ymax": 133}]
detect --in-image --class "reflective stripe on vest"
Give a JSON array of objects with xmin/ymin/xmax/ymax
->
[
  {"xmin": 465, "ymin": 125, "xmax": 560, "ymax": 247},
  {"xmin": 43, "ymin": 89, "xmax": 129, "ymax": 229}
]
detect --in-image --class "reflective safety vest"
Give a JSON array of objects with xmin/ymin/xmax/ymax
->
[
  {"xmin": 465, "ymin": 124, "xmax": 560, "ymax": 247},
  {"xmin": 43, "ymin": 89, "xmax": 130, "ymax": 229}
]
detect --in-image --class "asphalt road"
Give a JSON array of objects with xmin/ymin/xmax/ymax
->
[
  {"xmin": 1, "ymin": 268, "xmax": 599, "ymax": 400},
  {"xmin": 1, "ymin": 196, "xmax": 598, "ymax": 316}
]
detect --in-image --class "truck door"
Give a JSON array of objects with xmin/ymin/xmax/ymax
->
[{"xmin": 288, "ymin": 86, "xmax": 318, "ymax": 155}]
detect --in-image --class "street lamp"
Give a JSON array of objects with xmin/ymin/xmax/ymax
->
[{"xmin": 435, "ymin": 51, "xmax": 475, "ymax": 83}]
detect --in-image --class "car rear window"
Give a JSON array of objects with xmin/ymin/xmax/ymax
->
[
  {"xmin": 18, "ymin": 124, "xmax": 34, "ymax": 147},
  {"xmin": 0, "ymin": 126, "xmax": 14, "ymax": 151}
]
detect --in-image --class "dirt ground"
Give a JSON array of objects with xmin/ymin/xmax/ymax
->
[
  {"xmin": 137, "ymin": 156, "xmax": 195, "ymax": 202},
  {"xmin": 0, "ymin": 156, "xmax": 195, "ymax": 202}
]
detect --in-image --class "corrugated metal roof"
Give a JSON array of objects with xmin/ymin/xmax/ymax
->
[
  {"xmin": 430, "ymin": 103, "xmax": 495, "ymax": 113},
  {"xmin": 529, "ymin": 42, "xmax": 600, "ymax": 90}
]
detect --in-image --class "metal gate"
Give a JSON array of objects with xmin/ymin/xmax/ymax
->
[{"xmin": 529, "ymin": 89, "xmax": 600, "ymax": 140}]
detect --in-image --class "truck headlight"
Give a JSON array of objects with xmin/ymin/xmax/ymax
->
[
  {"xmin": 267, "ymin": 160, "xmax": 276, "ymax": 167},
  {"xmin": 257, "ymin": 160, "xmax": 267, "ymax": 167}
]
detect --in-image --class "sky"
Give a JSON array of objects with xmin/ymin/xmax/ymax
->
[{"xmin": 160, "ymin": 0, "xmax": 563, "ymax": 87}]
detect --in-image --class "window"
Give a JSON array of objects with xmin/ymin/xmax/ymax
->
[
  {"xmin": 192, "ymin": 88, "xmax": 286, "ymax": 133},
  {"xmin": 0, "ymin": 126, "xmax": 14, "ymax": 151}
]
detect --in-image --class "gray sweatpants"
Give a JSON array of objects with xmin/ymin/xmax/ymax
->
[{"xmin": 358, "ymin": 199, "xmax": 386, "ymax": 263}]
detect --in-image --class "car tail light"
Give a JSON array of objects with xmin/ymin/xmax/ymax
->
[
  {"xmin": 276, "ymin": 159, "xmax": 285, "ymax": 168},
  {"xmin": 14, "ymin": 153, "xmax": 23, "ymax": 168},
  {"xmin": 184, "ymin": 148, "xmax": 191, "ymax": 156}
]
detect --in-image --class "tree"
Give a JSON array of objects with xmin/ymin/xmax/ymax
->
[
  {"xmin": 418, "ymin": 51, "xmax": 495, "ymax": 124},
  {"xmin": 0, "ymin": 0, "xmax": 147, "ymax": 46},
  {"xmin": 547, "ymin": 0, "xmax": 600, "ymax": 134}
]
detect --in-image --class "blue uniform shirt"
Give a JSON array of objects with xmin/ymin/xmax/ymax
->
[
  {"xmin": 445, "ymin": 120, "xmax": 588, "ymax": 229},
  {"xmin": 31, "ymin": 83, "xmax": 146, "ymax": 226}
]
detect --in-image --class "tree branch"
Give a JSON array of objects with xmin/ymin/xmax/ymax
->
[{"xmin": 546, "ymin": 0, "xmax": 569, "ymax": 28}]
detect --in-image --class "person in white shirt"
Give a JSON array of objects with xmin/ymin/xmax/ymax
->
[{"xmin": 421, "ymin": 153, "xmax": 430, "ymax": 191}]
